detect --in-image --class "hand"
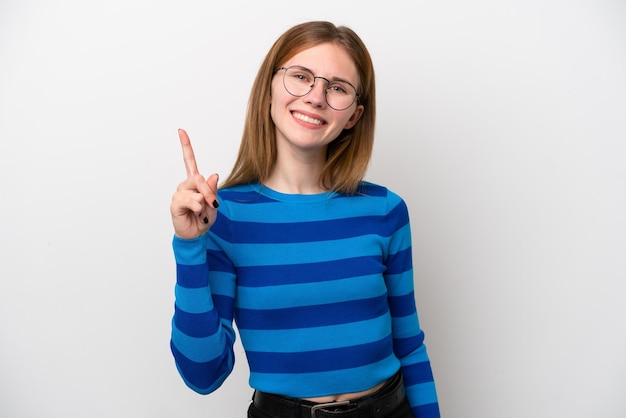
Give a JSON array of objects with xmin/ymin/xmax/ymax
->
[{"xmin": 170, "ymin": 129, "xmax": 219, "ymax": 239}]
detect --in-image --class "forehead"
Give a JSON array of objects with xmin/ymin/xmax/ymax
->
[{"xmin": 282, "ymin": 43, "xmax": 359, "ymax": 82}]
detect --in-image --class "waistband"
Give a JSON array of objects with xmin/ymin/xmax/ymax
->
[{"xmin": 251, "ymin": 370, "xmax": 405, "ymax": 418}]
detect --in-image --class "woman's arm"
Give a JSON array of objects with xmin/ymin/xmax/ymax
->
[
  {"xmin": 384, "ymin": 194, "xmax": 440, "ymax": 418},
  {"xmin": 170, "ymin": 234, "xmax": 237, "ymax": 394}
]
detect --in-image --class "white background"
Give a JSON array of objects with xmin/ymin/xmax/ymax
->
[{"xmin": 1, "ymin": 1, "xmax": 625, "ymax": 417}]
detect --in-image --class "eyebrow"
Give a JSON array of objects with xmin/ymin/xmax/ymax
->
[{"xmin": 291, "ymin": 65, "xmax": 357, "ymax": 86}]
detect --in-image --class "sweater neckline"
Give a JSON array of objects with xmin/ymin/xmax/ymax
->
[{"xmin": 255, "ymin": 183, "xmax": 338, "ymax": 203}]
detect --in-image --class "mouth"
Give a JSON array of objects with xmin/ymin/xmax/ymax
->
[{"xmin": 292, "ymin": 111, "xmax": 325, "ymax": 126}]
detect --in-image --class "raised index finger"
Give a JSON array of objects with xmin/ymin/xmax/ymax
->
[{"xmin": 178, "ymin": 129, "xmax": 198, "ymax": 177}]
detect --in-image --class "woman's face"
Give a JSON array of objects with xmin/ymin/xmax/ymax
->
[{"xmin": 270, "ymin": 42, "xmax": 364, "ymax": 156}]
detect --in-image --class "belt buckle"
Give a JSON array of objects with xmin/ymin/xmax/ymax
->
[{"xmin": 310, "ymin": 400, "xmax": 351, "ymax": 418}]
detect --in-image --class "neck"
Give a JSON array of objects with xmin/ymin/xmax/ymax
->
[{"xmin": 264, "ymin": 148, "xmax": 328, "ymax": 195}]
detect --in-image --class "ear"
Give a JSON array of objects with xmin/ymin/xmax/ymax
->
[{"xmin": 343, "ymin": 104, "xmax": 364, "ymax": 129}]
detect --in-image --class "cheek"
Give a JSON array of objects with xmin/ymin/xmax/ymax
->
[
  {"xmin": 269, "ymin": 84, "xmax": 279, "ymax": 122},
  {"xmin": 270, "ymin": 76, "xmax": 283, "ymax": 103},
  {"xmin": 269, "ymin": 80, "xmax": 297, "ymax": 124},
  {"xmin": 269, "ymin": 100, "xmax": 278, "ymax": 125},
  {"xmin": 269, "ymin": 81, "xmax": 284, "ymax": 111}
]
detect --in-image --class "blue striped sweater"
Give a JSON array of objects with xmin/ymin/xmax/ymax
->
[{"xmin": 171, "ymin": 182, "xmax": 440, "ymax": 417}]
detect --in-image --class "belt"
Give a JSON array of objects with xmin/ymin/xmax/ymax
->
[{"xmin": 252, "ymin": 371, "xmax": 405, "ymax": 418}]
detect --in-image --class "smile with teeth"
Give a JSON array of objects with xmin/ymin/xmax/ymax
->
[{"xmin": 293, "ymin": 111, "xmax": 325, "ymax": 125}]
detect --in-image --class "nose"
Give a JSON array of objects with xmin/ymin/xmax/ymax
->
[{"xmin": 304, "ymin": 76, "xmax": 329, "ymax": 108}]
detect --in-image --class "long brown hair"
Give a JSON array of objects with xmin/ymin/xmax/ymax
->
[{"xmin": 220, "ymin": 21, "xmax": 376, "ymax": 195}]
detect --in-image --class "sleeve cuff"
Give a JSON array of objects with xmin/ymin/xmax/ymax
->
[{"xmin": 172, "ymin": 235, "xmax": 207, "ymax": 265}]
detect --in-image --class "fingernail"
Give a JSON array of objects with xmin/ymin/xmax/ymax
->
[
  {"xmin": 212, "ymin": 200, "xmax": 219, "ymax": 209},
  {"xmin": 203, "ymin": 216, "xmax": 209, "ymax": 224}
]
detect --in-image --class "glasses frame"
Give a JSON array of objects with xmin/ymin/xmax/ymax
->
[{"xmin": 279, "ymin": 66, "xmax": 361, "ymax": 111}]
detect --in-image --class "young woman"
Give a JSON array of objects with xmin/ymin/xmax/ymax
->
[{"xmin": 170, "ymin": 21, "xmax": 440, "ymax": 418}]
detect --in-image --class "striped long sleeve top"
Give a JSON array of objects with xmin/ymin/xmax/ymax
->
[{"xmin": 171, "ymin": 182, "xmax": 440, "ymax": 417}]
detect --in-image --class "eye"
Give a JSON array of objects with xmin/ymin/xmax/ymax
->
[
  {"xmin": 288, "ymin": 68, "xmax": 314, "ymax": 84},
  {"xmin": 327, "ymin": 82, "xmax": 350, "ymax": 95}
]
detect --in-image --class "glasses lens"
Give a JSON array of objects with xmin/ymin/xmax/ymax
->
[
  {"xmin": 283, "ymin": 66, "xmax": 314, "ymax": 97},
  {"xmin": 325, "ymin": 81, "xmax": 357, "ymax": 110},
  {"xmin": 283, "ymin": 66, "xmax": 358, "ymax": 110}
]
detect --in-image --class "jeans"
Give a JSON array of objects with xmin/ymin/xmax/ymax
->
[
  {"xmin": 247, "ymin": 396, "xmax": 413, "ymax": 418},
  {"xmin": 247, "ymin": 371, "xmax": 413, "ymax": 418}
]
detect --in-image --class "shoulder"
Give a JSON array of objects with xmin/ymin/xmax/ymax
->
[
  {"xmin": 217, "ymin": 183, "xmax": 256, "ymax": 198},
  {"xmin": 216, "ymin": 183, "xmax": 273, "ymax": 204},
  {"xmin": 355, "ymin": 181, "xmax": 406, "ymax": 211},
  {"xmin": 350, "ymin": 182, "xmax": 411, "ymax": 233}
]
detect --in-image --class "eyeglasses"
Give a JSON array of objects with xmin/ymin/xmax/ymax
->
[{"xmin": 279, "ymin": 65, "xmax": 360, "ymax": 111}]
